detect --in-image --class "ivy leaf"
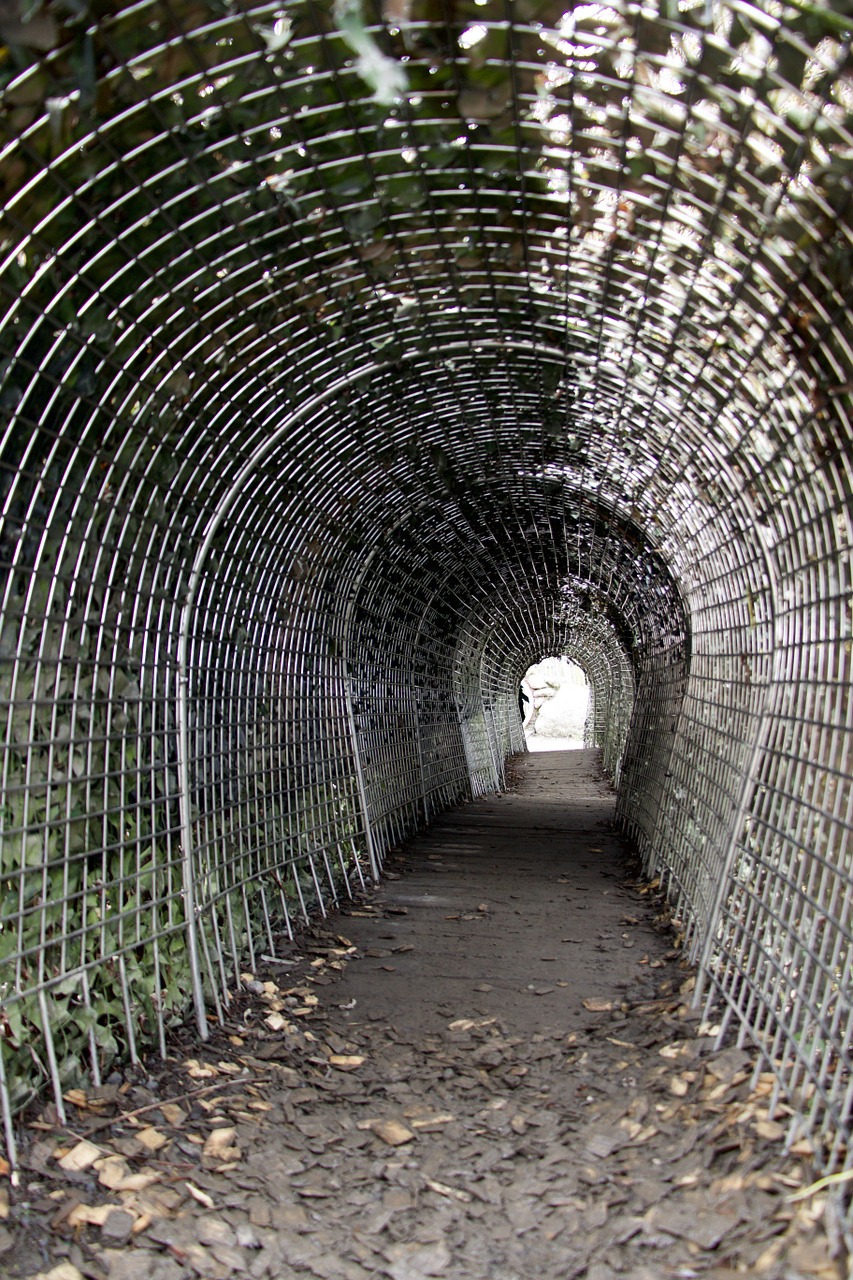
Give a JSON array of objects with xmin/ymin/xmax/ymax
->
[{"xmin": 334, "ymin": 0, "xmax": 408, "ymax": 103}]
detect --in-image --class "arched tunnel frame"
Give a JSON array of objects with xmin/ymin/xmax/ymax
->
[{"xmin": 0, "ymin": 0, "xmax": 851, "ymax": 1183}]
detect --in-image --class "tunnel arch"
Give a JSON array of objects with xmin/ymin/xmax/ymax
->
[{"xmin": 0, "ymin": 0, "xmax": 852, "ymax": 1172}]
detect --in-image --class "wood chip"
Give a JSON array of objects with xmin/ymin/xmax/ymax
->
[{"xmin": 582, "ymin": 998, "xmax": 613, "ymax": 1012}]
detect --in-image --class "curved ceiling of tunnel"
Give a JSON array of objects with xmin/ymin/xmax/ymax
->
[{"xmin": 2, "ymin": 0, "xmax": 851, "ymax": 628}]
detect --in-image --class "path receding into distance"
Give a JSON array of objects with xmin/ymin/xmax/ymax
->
[{"xmin": 332, "ymin": 748, "xmax": 657, "ymax": 1037}]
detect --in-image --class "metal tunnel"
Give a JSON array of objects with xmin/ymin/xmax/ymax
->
[{"xmin": 0, "ymin": 0, "xmax": 851, "ymax": 1176}]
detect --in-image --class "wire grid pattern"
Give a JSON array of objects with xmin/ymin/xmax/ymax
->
[{"xmin": 0, "ymin": 0, "xmax": 851, "ymax": 1171}]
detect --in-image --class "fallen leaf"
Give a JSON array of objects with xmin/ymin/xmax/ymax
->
[
  {"xmin": 158, "ymin": 1103, "xmax": 186, "ymax": 1127},
  {"xmin": 184, "ymin": 1059, "xmax": 218, "ymax": 1080},
  {"xmin": 96, "ymin": 1156, "xmax": 162, "ymax": 1194},
  {"xmin": 57, "ymin": 1140, "xmax": 101, "ymax": 1172},
  {"xmin": 62, "ymin": 1089, "xmax": 91, "ymax": 1110},
  {"xmin": 66, "ymin": 1203, "xmax": 115, "ymax": 1228},
  {"xmin": 424, "ymin": 1178, "xmax": 472, "ymax": 1203},
  {"xmin": 134, "ymin": 1127, "xmax": 168, "ymax": 1152},
  {"xmin": 264, "ymin": 1012, "xmax": 291, "ymax": 1032},
  {"xmin": 407, "ymin": 1114, "xmax": 455, "ymax": 1129},
  {"xmin": 329, "ymin": 1054, "xmax": 365, "ymax": 1071},
  {"xmin": 447, "ymin": 1018, "xmax": 494, "ymax": 1033},
  {"xmin": 203, "ymin": 1127, "xmax": 241, "ymax": 1161},
  {"xmin": 386, "ymin": 1240, "xmax": 451, "ymax": 1278},
  {"xmin": 358, "ymin": 1119, "xmax": 415, "ymax": 1146},
  {"xmin": 754, "ymin": 1118, "xmax": 785, "ymax": 1141},
  {"xmin": 96, "ymin": 1156, "xmax": 130, "ymax": 1189},
  {"xmin": 184, "ymin": 1182, "xmax": 216, "ymax": 1209},
  {"xmin": 646, "ymin": 1203, "xmax": 735, "ymax": 1250},
  {"xmin": 100, "ymin": 1208, "xmax": 136, "ymax": 1242},
  {"xmin": 659, "ymin": 1042, "xmax": 686, "ymax": 1059}
]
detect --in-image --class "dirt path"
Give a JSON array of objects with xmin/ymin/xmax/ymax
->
[
  {"xmin": 331, "ymin": 749, "xmax": 668, "ymax": 1037},
  {"xmin": 6, "ymin": 751, "xmax": 841, "ymax": 1280}
]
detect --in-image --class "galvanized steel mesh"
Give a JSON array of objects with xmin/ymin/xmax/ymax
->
[{"xmin": 0, "ymin": 0, "xmax": 852, "ymax": 1173}]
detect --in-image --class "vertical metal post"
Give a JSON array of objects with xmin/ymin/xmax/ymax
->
[
  {"xmin": 176, "ymin": 650, "xmax": 210, "ymax": 1040},
  {"xmin": 342, "ymin": 667, "xmax": 380, "ymax": 882}
]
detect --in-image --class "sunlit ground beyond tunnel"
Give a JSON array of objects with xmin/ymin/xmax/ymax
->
[{"xmin": 522, "ymin": 657, "xmax": 590, "ymax": 752}]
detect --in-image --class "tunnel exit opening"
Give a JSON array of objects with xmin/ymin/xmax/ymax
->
[{"xmin": 521, "ymin": 656, "xmax": 590, "ymax": 752}]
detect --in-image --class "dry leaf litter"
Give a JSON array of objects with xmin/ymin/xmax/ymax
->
[{"xmin": 2, "ymin": 750, "xmax": 846, "ymax": 1280}]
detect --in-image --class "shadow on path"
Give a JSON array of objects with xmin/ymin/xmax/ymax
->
[{"xmin": 333, "ymin": 749, "xmax": 668, "ymax": 1036}]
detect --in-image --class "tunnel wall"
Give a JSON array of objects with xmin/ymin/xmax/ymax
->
[{"xmin": 0, "ymin": 0, "xmax": 852, "ymax": 1177}]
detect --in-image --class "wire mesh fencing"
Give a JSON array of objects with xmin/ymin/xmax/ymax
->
[{"xmin": 0, "ymin": 0, "xmax": 852, "ymax": 1182}]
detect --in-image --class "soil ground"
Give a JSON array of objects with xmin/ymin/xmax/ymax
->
[{"xmin": 3, "ymin": 750, "xmax": 845, "ymax": 1280}]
